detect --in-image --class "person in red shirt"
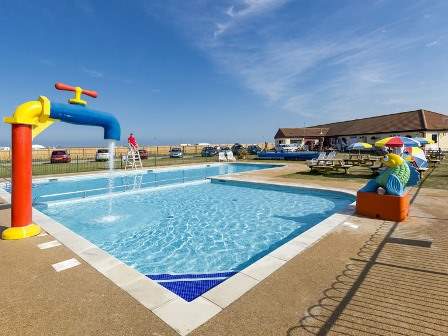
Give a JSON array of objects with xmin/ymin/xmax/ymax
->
[{"xmin": 128, "ymin": 133, "xmax": 138, "ymax": 150}]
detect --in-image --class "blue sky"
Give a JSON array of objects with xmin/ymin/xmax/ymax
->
[{"xmin": 1, "ymin": 0, "xmax": 448, "ymax": 146}]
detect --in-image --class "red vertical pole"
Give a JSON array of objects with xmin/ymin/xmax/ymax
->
[{"xmin": 11, "ymin": 124, "xmax": 32, "ymax": 227}]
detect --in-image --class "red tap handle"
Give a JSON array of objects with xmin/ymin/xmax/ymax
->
[{"xmin": 55, "ymin": 82, "xmax": 98, "ymax": 98}]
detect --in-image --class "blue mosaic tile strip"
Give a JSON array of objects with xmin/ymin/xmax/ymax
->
[
  {"xmin": 159, "ymin": 279, "xmax": 224, "ymax": 301},
  {"xmin": 147, "ymin": 271, "xmax": 237, "ymax": 281},
  {"xmin": 146, "ymin": 271, "xmax": 238, "ymax": 301}
]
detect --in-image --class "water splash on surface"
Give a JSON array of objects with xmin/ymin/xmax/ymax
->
[
  {"xmin": 96, "ymin": 214, "xmax": 121, "ymax": 224},
  {"xmin": 107, "ymin": 140, "xmax": 116, "ymax": 216},
  {"xmin": 108, "ymin": 140, "xmax": 115, "ymax": 172}
]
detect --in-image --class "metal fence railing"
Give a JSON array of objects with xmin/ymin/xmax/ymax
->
[{"xmin": 0, "ymin": 148, "xmax": 223, "ymax": 178}]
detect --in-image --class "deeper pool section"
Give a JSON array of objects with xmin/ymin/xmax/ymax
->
[
  {"xmin": 36, "ymin": 177, "xmax": 354, "ymax": 301},
  {"xmin": 29, "ymin": 163, "xmax": 278, "ymax": 203}
]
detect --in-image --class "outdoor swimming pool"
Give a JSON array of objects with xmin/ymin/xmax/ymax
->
[
  {"xmin": 29, "ymin": 163, "xmax": 278, "ymax": 203},
  {"xmin": 33, "ymin": 165, "xmax": 354, "ymax": 301}
]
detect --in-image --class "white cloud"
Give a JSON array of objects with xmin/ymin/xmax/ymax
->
[
  {"xmin": 226, "ymin": 5, "xmax": 235, "ymax": 17},
  {"xmin": 209, "ymin": 34, "xmax": 415, "ymax": 117},
  {"xmin": 426, "ymin": 40, "xmax": 439, "ymax": 47},
  {"xmin": 214, "ymin": 0, "xmax": 289, "ymax": 37},
  {"xmin": 82, "ymin": 67, "xmax": 103, "ymax": 78},
  {"xmin": 145, "ymin": 0, "xmax": 448, "ymax": 123}
]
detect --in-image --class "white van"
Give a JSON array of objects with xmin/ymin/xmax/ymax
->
[{"xmin": 276, "ymin": 144, "xmax": 297, "ymax": 152}]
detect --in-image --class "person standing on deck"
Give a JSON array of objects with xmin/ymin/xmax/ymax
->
[{"xmin": 128, "ymin": 133, "xmax": 139, "ymax": 150}]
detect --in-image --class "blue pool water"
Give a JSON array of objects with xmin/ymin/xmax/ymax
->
[
  {"xmin": 30, "ymin": 163, "xmax": 278, "ymax": 203},
  {"xmin": 35, "ymin": 174, "xmax": 354, "ymax": 301}
]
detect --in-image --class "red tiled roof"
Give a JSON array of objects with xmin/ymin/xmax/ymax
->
[
  {"xmin": 309, "ymin": 109, "xmax": 448, "ymax": 137},
  {"xmin": 423, "ymin": 110, "xmax": 448, "ymax": 130},
  {"xmin": 274, "ymin": 128, "xmax": 329, "ymax": 139}
]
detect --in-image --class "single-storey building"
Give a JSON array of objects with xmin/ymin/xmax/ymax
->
[{"xmin": 275, "ymin": 109, "xmax": 448, "ymax": 150}]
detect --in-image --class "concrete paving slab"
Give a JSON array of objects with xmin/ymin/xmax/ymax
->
[
  {"xmin": 153, "ymin": 297, "xmax": 222, "ymax": 336},
  {"xmin": 202, "ymin": 272, "xmax": 259, "ymax": 309},
  {"xmin": 103, "ymin": 262, "xmax": 147, "ymax": 289},
  {"xmin": 240, "ymin": 254, "xmax": 286, "ymax": 281},
  {"xmin": 79, "ymin": 247, "xmax": 122, "ymax": 273},
  {"xmin": 122, "ymin": 277, "xmax": 177, "ymax": 311}
]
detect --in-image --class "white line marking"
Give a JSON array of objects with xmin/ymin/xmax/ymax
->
[
  {"xmin": 38, "ymin": 240, "xmax": 61, "ymax": 250},
  {"xmin": 45, "ymin": 180, "xmax": 210, "ymax": 206},
  {"xmin": 52, "ymin": 258, "xmax": 81, "ymax": 272},
  {"xmin": 37, "ymin": 232, "xmax": 48, "ymax": 237}
]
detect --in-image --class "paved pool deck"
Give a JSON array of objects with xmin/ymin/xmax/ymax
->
[{"xmin": 1, "ymin": 162, "xmax": 447, "ymax": 335}]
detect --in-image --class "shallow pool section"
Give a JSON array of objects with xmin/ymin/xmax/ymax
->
[
  {"xmin": 37, "ymin": 179, "xmax": 354, "ymax": 301},
  {"xmin": 29, "ymin": 163, "xmax": 277, "ymax": 203}
]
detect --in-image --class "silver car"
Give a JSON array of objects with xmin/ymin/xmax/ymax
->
[{"xmin": 169, "ymin": 147, "xmax": 183, "ymax": 158}]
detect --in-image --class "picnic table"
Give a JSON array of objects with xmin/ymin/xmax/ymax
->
[
  {"xmin": 310, "ymin": 159, "xmax": 353, "ymax": 174},
  {"xmin": 428, "ymin": 159, "xmax": 440, "ymax": 167},
  {"xmin": 426, "ymin": 150, "xmax": 446, "ymax": 161},
  {"xmin": 344, "ymin": 158, "xmax": 363, "ymax": 166},
  {"xmin": 344, "ymin": 155, "xmax": 381, "ymax": 167}
]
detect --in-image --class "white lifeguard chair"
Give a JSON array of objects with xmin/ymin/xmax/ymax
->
[{"xmin": 125, "ymin": 145, "xmax": 142, "ymax": 170}]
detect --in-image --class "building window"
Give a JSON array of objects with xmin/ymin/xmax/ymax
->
[{"xmin": 432, "ymin": 134, "xmax": 438, "ymax": 143}]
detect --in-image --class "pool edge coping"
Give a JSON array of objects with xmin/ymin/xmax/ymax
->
[
  {"xmin": 0, "ymin": 161, "xmax": 285, "ymax": 187},
  {"xmin": 0, "ymin": 177, "xmax": 356, "ymax": 336}
]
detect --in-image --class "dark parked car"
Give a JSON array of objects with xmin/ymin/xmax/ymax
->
[
  {"xmin": 50, "ymin": 150, "xmax": 71, "ymax": 163},
  {"xmin": 201, "ymin": 146, "xmax": 218, "ymax": 157},
  {"xmin": 231, "ymin": 143, "xmax": 246, "ymax": 156},
  {"xmin": 138, "ymin": 149, "xmax": 149, "ymax": 160},
  {"xmin": 247, "ymin": 145, "xmax": 262, "ymax": 154}
]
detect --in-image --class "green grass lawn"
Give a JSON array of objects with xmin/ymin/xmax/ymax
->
[
  {"xmin": 419, "ymin": 160, "xmax": 448, "ymax": 190},
  {"xmin": 281, "ymin": 158, "xmax": 448, "ymax": 190},
  {"xmin": 281, "ymin": 165, "xmax": 373, "ymax": 183}
]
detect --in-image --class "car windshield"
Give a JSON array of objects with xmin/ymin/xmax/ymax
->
[
  {"xmin": 52, "ymin": 151, "xmax": 66, "ymax": 155},
  {"xmin": 97, "ymin": 149, "xmax": 108, "ymax": 153},
  {"xmin": 172, "ymin": 148, "xmax": 181, "ymax": 152}
]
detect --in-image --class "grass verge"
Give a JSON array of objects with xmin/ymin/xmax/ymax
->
[
  {"xmin": 280, "ymin": 165, "xmax": 373, "ymax": 184},
  {"xmin": 419, "ymin": 160, "xmax": 448, "ymax": 190}
]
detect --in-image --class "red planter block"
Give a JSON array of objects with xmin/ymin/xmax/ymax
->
[{"xmin": 356, "ymin": 191, "xmax": 410, "ymax": 222}]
